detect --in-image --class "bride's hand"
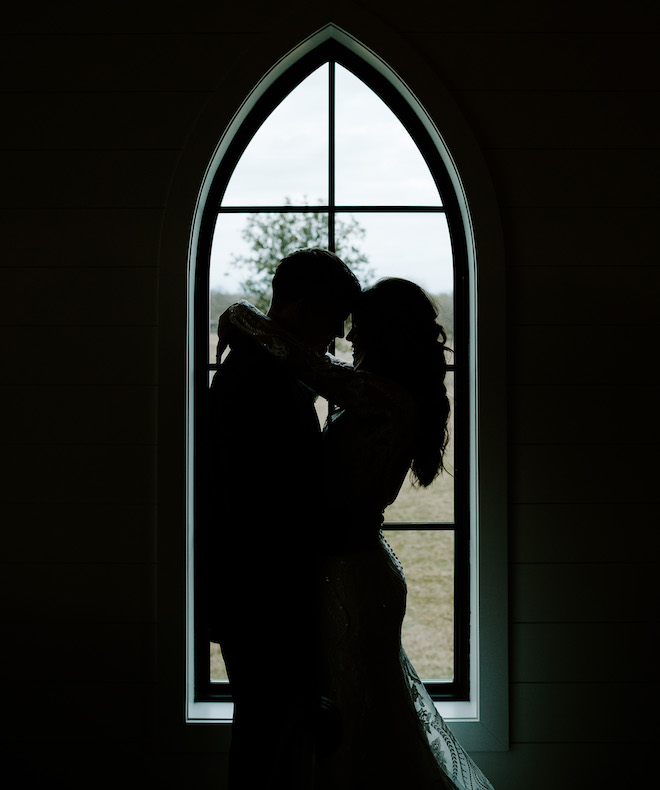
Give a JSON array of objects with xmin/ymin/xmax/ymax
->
[
  {"xmin": 216, "ymin": 306, "xmax": 237, "ymax": 362},
  {"xmin": 216, "ymin": 301, "xmax": 262, "ymax": 361}
]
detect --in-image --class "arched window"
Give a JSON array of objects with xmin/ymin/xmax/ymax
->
[{"xmin": 191, "ymin": 36, "xmax": 476, "ymax": 717}]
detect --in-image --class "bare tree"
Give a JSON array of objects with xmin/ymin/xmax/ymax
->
[{"xmin": 227, "ymin": 199, "xmax": 374, "ymax": 312}]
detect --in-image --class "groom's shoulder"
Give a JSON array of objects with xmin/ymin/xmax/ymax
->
[{"xmin": 211, "ymin": 343, "xmax": 294, "ymax": 399}]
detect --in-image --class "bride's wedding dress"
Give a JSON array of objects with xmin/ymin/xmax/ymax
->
[
  {"xmin": 223, "ymin": 303, "xmax": 495, "ymax": 789},
  {"xmin": 315, "ymin": 405, "xmax": 493, "ymax": 790},
  {"xmin": 318, "ymin": 533, "xmax": 492, "ymax": 790}
]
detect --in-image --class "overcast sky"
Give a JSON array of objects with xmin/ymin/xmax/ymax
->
[{"xmin": 210, "ymin": 63, "xmax": 454, "ymax": 295}]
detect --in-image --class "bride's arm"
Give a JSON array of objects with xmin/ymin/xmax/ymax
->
[{"xmin": 218, "ymin": 301, "xmax": 414, "ymax": 420}]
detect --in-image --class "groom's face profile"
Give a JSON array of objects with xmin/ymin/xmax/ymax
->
[
  {"xmin": 296, "ymin": 299, "xmax": 349, "ymax": 352},
  {"xmin": 268, "ymin": 249, "xmax": 360, "ymax": 352}
]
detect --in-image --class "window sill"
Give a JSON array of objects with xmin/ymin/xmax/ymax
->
[{"xmin": 185, "ymin": 695, "xmax": 504, "ymax": 752}]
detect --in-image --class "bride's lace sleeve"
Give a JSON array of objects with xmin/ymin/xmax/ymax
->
[{"xmin": 222, "ymin": 301, "xmax": 414, "ymax": 421}]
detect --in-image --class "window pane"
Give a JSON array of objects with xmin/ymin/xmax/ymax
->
[
  {"xmin": 335, "ymin": 65, "xmax": 441, "ymax": 206},
  {"xmin": 209, "ymin": 213, "xmax": 247, "ymax": 368},
  {"xmin": 339, "ymin": 211, "xmax": 452, "ymax": 293},
  {"xmin": 210, "ymin": 642, "xmax": 228, "ymax": 682},
  {"xmin": 222, "ymin": 64, "xmax": 329, "ymax": 206},
  {"xmin": 210, "ymin": 213, "xmax": 252, "ymax": 296},
  {"xmin": 211, "ymin": 212, "xmax": 330, "ymax": 292},
  {"xmin": 339, "ymin": 211, "xmax": 454, "ymax": 353},
  {"xmin": 383, "ymin": 529, "xmax": 454, "ymax": 681},
  {"xmin": 384, "ymin": 371, "xmax": 455, "ymax": 523},
  {"xmin": 209, "ymin": 211, "xmax": 329, "ymax": 362}
]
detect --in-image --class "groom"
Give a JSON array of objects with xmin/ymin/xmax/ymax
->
[{"xmin": 205, "ymin": 249, "xmax": 360, "ymax": 789}]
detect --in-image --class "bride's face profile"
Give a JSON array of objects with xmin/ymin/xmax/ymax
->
[
  {"xmin": 346, "ymin": 321, "xmax": 365, "ymax": 368},
  {"xmin": 347, "ymin": 314, "xmax": 391, "ymax": 372},
  {"xmin": 349, "ymin": 278, "xmax": 438, "ymax": 376}
]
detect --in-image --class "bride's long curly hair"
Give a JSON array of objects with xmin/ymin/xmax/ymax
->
[{"xmin": 353, "ymin": 277, "xmax": 451, "ymax": 487}]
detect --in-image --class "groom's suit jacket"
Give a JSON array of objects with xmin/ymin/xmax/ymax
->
[{"xmin": 204, "ymin": 339, "xmax": 326, "ymax": 708}]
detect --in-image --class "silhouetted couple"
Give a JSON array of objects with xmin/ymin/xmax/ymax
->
[{"xmin": 206, "ymin": 249, "xmax": 494, "ymax": 790}]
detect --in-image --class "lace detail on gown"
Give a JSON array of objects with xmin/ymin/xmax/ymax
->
[
  {"xmin": 402, "ymin": 653, "xmax": 493, "ymax": 790},
  {"xmin": 317, "ymin": 534, "xmax": 494, "ymax": 790},
  {"xmin": 386, "ymin": 537, "xmax": 494, "ymax": 790}
]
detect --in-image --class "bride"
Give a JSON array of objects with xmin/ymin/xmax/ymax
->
[{"xmin": 218, "ymin": 277, "xmax": 494, "ymax": 790}]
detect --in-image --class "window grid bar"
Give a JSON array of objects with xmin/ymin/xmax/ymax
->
[
  {"xmin": 207, "ymin": 362, "xmax": 458, "ymax": 372},
  {"xmin": 217, "ymin": 205, "xmax": 446, "ymax": 214},
  {"xmin": 328, "ymin": 60, "xmax": 336, "ymax": 252},
  {"xmin": 382, "ymin": 523, "xmax": 455, "ymax": 530}
]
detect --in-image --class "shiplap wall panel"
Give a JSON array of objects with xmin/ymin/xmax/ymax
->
[
  {"xmin": 0, "ymin": 267, "xmax": 158, "ymax": 326},
  {"xmin": 4, "ymin": 621, "xmax": 156, "ymax": 683},
  {"xmin": 0, "ymin": 150, "xmax": 178, "ymax": 209},
  {"xmin": 510, "ymin": 502, "xmax": 658, "ymax": 563},
  {"xmin": 511, "ymin": 622, "xmax": 655, "ymax": 683},
  {"xmin": 506, "ymin": 206, "xmax": 659, "ymax": 267},
  {"xmin": 510, "ymin": 444, "xmax": 656, "ymax": 504},
  {"xmin": 453, "ymin": 91, "xmax": 659, "ymax": 149},
  {"xmin": 0, "ymin": 326, "xmax": 158, "ymax": 385},
  {"xmin": 1, "ymin": 386, "xmax": 158, "ymax": 445},
  {"xmin": 1, "ymin": 445, "xmax": 156, "ymax": 504},
  {"xmin": 508, "ymin": 266, "xmax": 660, "ymax": 326},
  {"xmin": 509, "ymin": 326, "xmax": 658, "ymax": 385},
  {"xmin": 0, "ymin": 21, "xmax": 193, "ymax": 779},
  {"xmin": 510, "ymin": 563, "xmax": 655, "ymax": 623},
  {"xmin": 0, "ymin": 34, "xmax": 258, "ymax": 91},
  {"xmin": 413, "ymin": 33, "xmax": 660, "ymax": 89},
  {"xmin": 510, "ymin": 386, "xmax": 660, "ymax": 446},
  {"xmin": 2, "ymin": 503, "xmax": 157, "ymax": 563},
  {"xmin": 5, "ymin": 0, "xmax": 658, "ymax": 35},
  {"xmin": 488, "ymin": 149, "xmax": 659, "ymax": 208},
  {"xmin": 477, "ymin": 742, "xmax": 650, "ymax": 787},
  {"xmin": 1, "ymin": 209, "xmax": 163, "ymax": 268},
  {"xmin": 0, "ymin": 93, "xmax": 208, "ymax": 150},
  {"xmin": 28, "ymin": 683, "xmax": 155, "ymax": 741},
  {"xmin": 510, "ymin": 683, "xmax": 655, "ymax": 743},
  {"xmin": 383, "ymin": 2, "xmax": 660, "ymax": 32},
  {"xmin": 0, "ymin": 563, "xmax": 155, "ymax": 623}
]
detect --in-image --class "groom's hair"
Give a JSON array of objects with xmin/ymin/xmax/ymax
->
[{"xmin": 270, "ymin": 248, "xmax": 361, "ymax": 311}]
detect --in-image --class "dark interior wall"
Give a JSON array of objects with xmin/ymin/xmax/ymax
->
[{"xmin": 1, "ymin": 2, "xmax": 657, "ymax": 788}]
